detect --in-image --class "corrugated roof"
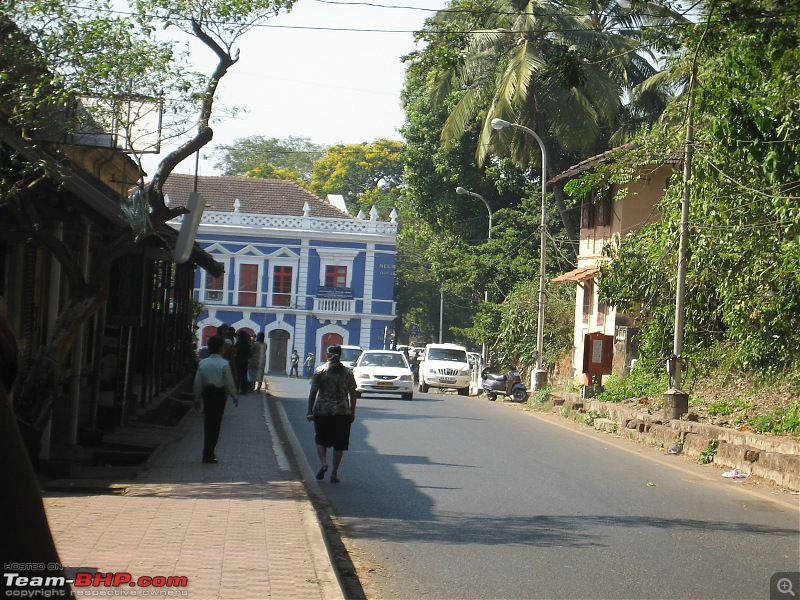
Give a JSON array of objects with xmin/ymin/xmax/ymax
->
[{"xmin": 162, "ymin": 174, "xmax": 353, "ymax": 220}]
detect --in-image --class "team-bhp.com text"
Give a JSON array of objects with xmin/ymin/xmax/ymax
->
[{"xmin": 4, "ymin": 570, "xmax": 189, "ymax": 598}]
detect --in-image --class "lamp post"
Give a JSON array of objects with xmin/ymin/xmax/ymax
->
[
  {"xmin": 491, "ymin": 118, "xmax": 548, "ymax": 390},
  {"xmin": 455, "ymin": 186, "xmax": 492, "ymax": 363}
]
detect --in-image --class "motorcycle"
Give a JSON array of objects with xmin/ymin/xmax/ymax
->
[{"xmin": 481, "ymin": 365, "xmax": 528, "ymax": 402}]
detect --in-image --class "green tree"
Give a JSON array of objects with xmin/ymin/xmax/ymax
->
[
  {"xmin": 308, "ymin": 139, "xmax": 405, "ymax": 217},
  {"xmin": 401, "ymin": 49, "xmax": 577, "ymax": 354},
  {"xmin": 420, "ymin": 0, "xmax": 676, "ymax": 169},
  {"xmin": 2, "ymin": 0, "xmax": 295, "ymax": 440},
  {"xmin": 599, "ymin": 0, "xmax": 800, "ymax": 378},
  {"xmin": 212, "ymin": 135, "xmax": 324, "ymax": 184},
  {"xmin": 493, "ymin": 280, "xmax": 575, "ymax": 373}
]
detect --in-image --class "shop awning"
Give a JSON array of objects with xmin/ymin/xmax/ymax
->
[{"xmin": 551, "ymin": 266, "xmax": 599, "ymax": 283}]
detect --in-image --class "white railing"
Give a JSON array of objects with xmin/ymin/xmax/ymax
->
[
  {"xmin": 174, "ymin": 211, "xmax": 398, "ymax": 236},
  {"xmin": 313, "ymin": 297, "xmax": 355, "ymax": 314}
]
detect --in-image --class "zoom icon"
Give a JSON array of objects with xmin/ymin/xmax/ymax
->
[{"xmin": 772, "ymin": 572, "xmax": 800, "ymax": 600}]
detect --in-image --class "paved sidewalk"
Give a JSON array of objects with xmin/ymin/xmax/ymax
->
[{"xmin": 42, "ymin": 391, "xmax": 344, "ymax": 600}]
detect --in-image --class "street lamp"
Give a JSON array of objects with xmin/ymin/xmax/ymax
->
[
  {"xmin": 455, "ymin": 186, "xmax": 493, "ymax": 363},
  {"xmin": 491, "ymin": 117, "xmax": 548, "ymax": 390}
]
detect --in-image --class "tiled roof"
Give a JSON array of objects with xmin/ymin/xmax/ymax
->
[
  {"xmin": 548, "ymin": 143, "xmax": 681, "ymax": 187},
  {"xmin": 547, "ymin": 143, "xmax": 637, "ymax": 187},
  {"xmin": 162, "ymin": 174, "xmax": 353, "ymax": 220}
]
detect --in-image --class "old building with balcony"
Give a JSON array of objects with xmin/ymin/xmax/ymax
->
[
  {"xmin": 549, "ymin": 148, "xmax": 674, "ymax": 387},
  {"xmin": 163, "ymin": 175, "xmax": 398, "ymax": 374}
]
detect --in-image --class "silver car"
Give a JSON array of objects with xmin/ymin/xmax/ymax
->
[{"xmin": 353, "ymin": 350, "xmax": 414, "ymax": 400}]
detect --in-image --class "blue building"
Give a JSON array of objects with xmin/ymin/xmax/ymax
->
[{"xmin": 163, "ymin": 175, "xmax": 397, "ymax": 374}]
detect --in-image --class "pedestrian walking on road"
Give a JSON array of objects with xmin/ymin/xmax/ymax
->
[
  {"xmin": 249, "ymin": 332, "xmax": 267, "ymax": 391},
  {"xmin": 306, "ymin": 344, "xmax": 357, "ymax": 483},
  {"xmin": 193, "ymin": 335, "xmax": 240, "ymax": 464},
  {"xmin": 303, "ymin": 352, "xmax": 315, "ymax": 378},
  {"xmin": 290, "ymin": 349, "xmax": 300, "ymax": 377}
]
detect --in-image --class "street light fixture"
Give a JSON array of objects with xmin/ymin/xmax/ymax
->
[
  {"xmin": 455, "ymin": 186, "xmax": 493, "ymax": 363},
  {"xmin": 491, "ymin": 117, "xmax": 548, "ymax": 390}
]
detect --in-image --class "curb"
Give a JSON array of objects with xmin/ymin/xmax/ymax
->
[{"xmin": 544, "ymin": 392, "xmax": 800, "ymax": 491}]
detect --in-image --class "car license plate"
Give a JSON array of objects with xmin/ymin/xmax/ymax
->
[
  {"xmin": 439, "ymin": 377, "xmax": 456, "ymax": 384},
  {"xmin": 376, "ymin": 381, "xmax": 393, "ymax": 386}
]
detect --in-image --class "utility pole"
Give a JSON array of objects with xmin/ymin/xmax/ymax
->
[
  {"xmin": 439, "ymin": 285, "xmax": 444, "ymax": 344},
  {"xmin": 665, "ymin": 64, "xmax": 696, "ymax": 420}
]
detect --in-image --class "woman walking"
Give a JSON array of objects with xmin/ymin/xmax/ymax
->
[
  {"xmin": 306, "ymin": 345, "xmax": 357, "ymax": 483},
  {"xmin": 233, "ymin": 329, "xmax": 251, "ymax": 394},
  {"xmin": 248, "ymin": 332, "xmax": 267, "ymax": 391}
]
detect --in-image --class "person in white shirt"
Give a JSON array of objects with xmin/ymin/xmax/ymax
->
[{"xmin": 193, "ymin": 335, "xmax": 239, "ymax": 464}]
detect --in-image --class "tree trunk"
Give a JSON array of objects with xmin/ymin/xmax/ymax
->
[
  {"xmin": 14, "ymin": 290, "xmax": 108, "ymax": 456},
  {"xmin": 553, "ymin": 184, "xmax": 579, "ymax": 252}
]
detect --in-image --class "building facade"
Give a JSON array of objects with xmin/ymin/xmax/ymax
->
[
  {"xmin": 164, "ymin": 175, "xmax": 398, "ymax": 374},
  {"xmin": 550, "ymin": 150, "xmax": 674, "ymax": 386}
]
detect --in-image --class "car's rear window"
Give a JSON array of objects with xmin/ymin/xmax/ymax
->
[
  {"xmin": 341, "ymin": 348, "xmax": 362, "ymax": 362},
  {"xmin": 360, "ymin": 353, "xmax": 408, "ymax": 368}
]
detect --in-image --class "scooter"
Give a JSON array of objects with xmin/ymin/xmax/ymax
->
[{"xmin": 481, "ymin": 365, "xmax": 528, "ymax": 402}]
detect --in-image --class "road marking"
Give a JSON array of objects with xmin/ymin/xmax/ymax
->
[{"xmin": 262, "ymin": 395, "xmax": 290, "ymax": 471}]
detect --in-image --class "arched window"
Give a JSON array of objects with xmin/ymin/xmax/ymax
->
[
  {"xmin": 321, "ymin": 333, "xmax": 343, "ymax": 357},
  {"xmin": 201, "ymin": 325, "xmax": 218, "ymax": 346}
]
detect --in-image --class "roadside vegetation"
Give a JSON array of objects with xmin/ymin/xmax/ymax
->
[{"xmin": 206, "ymin": 1, "xmax": 800, "ymax": 428}]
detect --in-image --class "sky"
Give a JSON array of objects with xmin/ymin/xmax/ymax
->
[{"xmin": 141, "ymin": 0, "xmax": 448, "ymax": 177}]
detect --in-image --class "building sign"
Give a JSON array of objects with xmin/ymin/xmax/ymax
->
[
  {"xmin": 379, "ymin": 262, "xmax": 395, "ymax": 276},
  {"xmin": 317, "ymin": 286, "xmax": 354, "ymax": 300}
]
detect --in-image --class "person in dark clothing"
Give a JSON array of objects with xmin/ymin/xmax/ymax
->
[
  {"xmin": 306, "ymin": 345, "xmax": 357, "ymax": 483},
  {"xmin": 193, "ymin": 335, "xmax": 240, "ymax": 463},
  {"xmin": 233, "ymin": 329, "xmax": 252, "ymax": 394},
  {"xmin": 1, "ymin": 314, "xmax": 74, "ymax": 597},
  {"xmin": 290, "ymin": 349, "xmax": 300, "ymax": 377}
]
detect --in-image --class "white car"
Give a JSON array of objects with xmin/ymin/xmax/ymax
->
[
  {"xmin": 353, "ymin": 350, "xmax": 414, "ymax": 400},
  {"xmin": 339, "ymin": 345, "xmax": 363, "ymax": 369},
  {"xmin": 418, "ymin": 343, "xmax": 471, "ymax": 396}
]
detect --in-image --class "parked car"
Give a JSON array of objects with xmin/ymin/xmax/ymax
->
[
  {"xmin": 418, "ymin": 343, "xmax": 471, "ymax": 396},
  {"xmin": 353, "ymin": 350, "xmax": 414, "ymax": 400},
  {"xmin": 339, "ymin": 345, "xmax": 363, "ymax": 369}
]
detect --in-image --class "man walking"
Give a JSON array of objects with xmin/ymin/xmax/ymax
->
[
  {"xmin": 303, "ymin": 352, "xmax": 315, "ymax": 378},
  {"xmin": 193, "ymin": 335, "xmax": 239, "ymax": 464}
]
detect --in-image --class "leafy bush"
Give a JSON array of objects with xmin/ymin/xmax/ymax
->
[
  {"xmin": 707, "ymin": 400, "xmax": 734, "ymax": 416},
  {"xmin": 747, "ymin": 403, "xmax": 800, "ymax": 435},
  {"xmin": 584, "ymin": 409, "xmax": 601, "ymax": 426},
  {"xmin": 700, "ymin": 439, "xmax": 720, "ymax": 464},
  {"xmin": 597, "ymin": 365, "xmax": 669, "ymax": 403},
  {"xmin": 532, "ymin": 386, "xmax": 551, "ymax": 405}
]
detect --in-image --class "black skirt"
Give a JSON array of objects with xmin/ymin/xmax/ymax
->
[{"xmin": 314, "ymin": 414, "xmax": 352, "ymax": 451}]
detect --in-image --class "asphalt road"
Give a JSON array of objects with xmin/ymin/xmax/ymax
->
[{"xmin": 269, "ymin": 376, "xmax": 800, "ymax": 600}]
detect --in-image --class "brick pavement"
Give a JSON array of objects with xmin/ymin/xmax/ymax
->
[{"xmin": 42, "ymin": 390, "xmax": 344, "ymax": 600}]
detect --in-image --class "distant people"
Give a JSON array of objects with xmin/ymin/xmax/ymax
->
[
  {"xmin": 248, "ymin": 332, "xmax": 267, "ymax": 392},
  {"xmin": 303, "ymin": 352, "xmax": 315, "ymax": 378},
  {"xmin": 408, "ymin": 353, "xmax": 419, "ymax": 383},
  {"xmin": 290, "ymin": 349, "xmax": 300, "ymax": 377},
  {"xmin": 193, "ymin": 335, "xmax": 240, "ymax": 464},
  {"xmin": 233, "ymin": 329, "xmax": 252, "ymax": 394},
  {"xmin": 218, "ymin": 323, "xmax": 237, "ymax": 381},
  {"xmin": 306, "ymin": 345, "xmax": 357, "ymax": 484}
]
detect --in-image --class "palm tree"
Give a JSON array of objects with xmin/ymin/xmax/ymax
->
[{"xmin": 424, "ymin": 0, "xmax": 678, "ymax": 170}]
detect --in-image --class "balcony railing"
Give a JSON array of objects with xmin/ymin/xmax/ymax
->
[{"xmin": 314, "ymin": 297, "xmax": 355, "ymax": 314}]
